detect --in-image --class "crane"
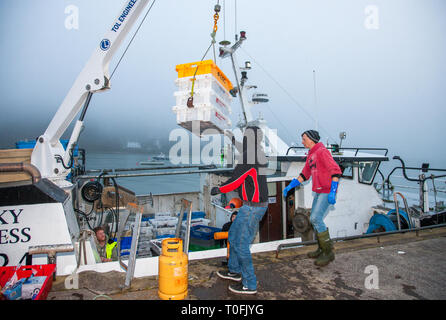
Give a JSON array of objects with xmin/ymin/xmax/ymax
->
[{"xmin": 31, "ymin": 0, "xmax": 153, "ymax": 186}]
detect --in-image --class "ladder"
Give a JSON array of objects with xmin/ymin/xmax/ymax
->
[
  {"xmin": 118, "ymin": 202, "xmax": 143, "ymax": 288},
  {"xmin": 175, "ymin": 198, "xmax": 193, "ymax": 254}
]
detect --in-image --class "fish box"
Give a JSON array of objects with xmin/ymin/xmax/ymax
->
[
  {"xmin": 174, "ymin": 73, "xmax": 233, "ymax": 107},
  {"xmin": 177, "ymin": 211, "xmax": 206, "ymax": 221},
  {"xmin": 0, "ymin": 264, "xmax": 56, "ymax": 300},
  {"xmin": 172, "ymin": 105, "xmax": 231, "ymax": 136},
  {"xmin": 175, "ymin": 60, "xmax": 233, "ymax": 93},
  {"xmin": 190, "ymin": 225, "xmax": 222, "ymax": 241},
  {"xmin": 173, "ymin": 60, "xmax": 233, "ymax": 136},
  {"xmin": 174, "ymin": 87, "xmax": 231, "ymax": 117}
]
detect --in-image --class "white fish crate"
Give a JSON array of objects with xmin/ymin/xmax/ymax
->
[
  {"xmin": 182, "ymin": 218, "xmax": 211, "ymax": 229},
  {"xmin": 172, "ymin": 104, "xmax": 232, "ymax": 134},
  {"xmin": 149, "ymin": 217, "xmax": 178, "ymax": 228},
  {"xmin": 174, "ymin": 87, "xmax": 232, "ymax": 117},
  {"xmin": 175, "ymin": 74, "xmax": 233, "ymax": 105},
  {"xmin": 156, "ymin": 227, "xmax": 177, "ymax": 237},
  {"xmin": 155, "ymin": 212, "xmax": 172, "ymax": 219}
]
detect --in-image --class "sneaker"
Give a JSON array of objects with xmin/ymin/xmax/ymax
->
[
  {"xmin": 228, "ymin": 283, "xmax": 257, "ymax": 295},
  {"xmin": 216, "ymin": 270, "xmax": 242, "ymax": 281}
]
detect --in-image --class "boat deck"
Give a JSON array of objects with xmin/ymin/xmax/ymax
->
[{"xmin": 48, "ymin": 226, "xmax": 446, "ymax": 300}]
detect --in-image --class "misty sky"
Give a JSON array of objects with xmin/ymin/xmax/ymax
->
[{"xmin": 0, "ymin": 0, "xmax": 445, "ymax": 169}]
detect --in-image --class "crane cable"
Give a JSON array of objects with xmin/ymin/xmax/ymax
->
[
  {"xmin": 240, "ymin": 47, "xmax": 337, "ymax": 144},
  {"xmin": 187, "ymin": 2, "xmax": 221, "ymax": 108},
  {"xmin": 110, "ymin": 0, "xmax": 157, "ymax": 80}
]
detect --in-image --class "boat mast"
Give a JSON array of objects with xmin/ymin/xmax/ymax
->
[{"xmin": 313, "ymin": 69, "xmax": 318, "ymax": 131}]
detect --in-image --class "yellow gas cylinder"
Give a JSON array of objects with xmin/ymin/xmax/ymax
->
[{"xmin": 158, "ymin": 238, "xmax": 188, "ymax": 300}]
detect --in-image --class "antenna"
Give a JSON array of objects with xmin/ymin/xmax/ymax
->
[
  {"xmin": 234, "ymin": 0, "xmax": 238, "ymax": 41},
  {"xmin": 313, "ymin": 70, "xmax": 318, "ymax": 131}
]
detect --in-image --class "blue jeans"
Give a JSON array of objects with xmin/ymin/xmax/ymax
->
[
  {"xmin": 228, "ymin": 205, "xmax": 267, "ymax": 290},
  {"xmin": 310, "ymin": 192, "xmax": 331, "ymax": 233}
]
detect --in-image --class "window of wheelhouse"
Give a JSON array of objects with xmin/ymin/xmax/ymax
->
[
  {"xmin": 339, "ymin": 162, "xmax": 353, "ymax": 179},
  {"xmin": 358, "ymin": 161, "xmax": 380, "ymax": 184}
]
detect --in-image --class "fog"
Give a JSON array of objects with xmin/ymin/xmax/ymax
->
[{"xmin": 0, "ymin": 0, "xmax": 445, "ymax": 170}]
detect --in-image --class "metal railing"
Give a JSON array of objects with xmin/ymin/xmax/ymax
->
[{"xmin": 286, "ymin": 146, "xmax": 388, "ymax": 156}]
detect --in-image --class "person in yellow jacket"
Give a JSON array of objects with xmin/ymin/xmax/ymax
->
[{"xmin": 94, "ymin": 226, "xmax": 118, "ymax": 262}]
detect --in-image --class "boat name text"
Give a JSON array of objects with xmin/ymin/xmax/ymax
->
[
  {"xmin": 0, "ymin": 209, "xmax": 31, "ymax": 244},
  {"xmin": 111, "ymin": 0, "xmax": 138, "ymax": 33}
]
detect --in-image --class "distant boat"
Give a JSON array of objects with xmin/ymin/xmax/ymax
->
[{"xmin": 152, "ymin": 152, "xmax": 169, "ymax": 160}]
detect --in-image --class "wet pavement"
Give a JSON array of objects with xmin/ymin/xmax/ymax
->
[{"xmin": 48, "ymin": 227, "xmax": 446, "ymax": 300}]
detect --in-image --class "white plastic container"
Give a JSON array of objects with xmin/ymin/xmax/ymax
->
[
  {"xmin": 149, "ymin": 217, "xmax": 178, "ymax": 228},
  {"xmin": 175, "ymin": 74, "xmax": 233, "ymax": 106},
  {"xmin": 172, "ymin": 104, "xmax": 232, "ymax": 135},
  {"xmin": 173, "ymin": 62, "xmax": 233, "ymax": 135},
  {"xmin": 174, "ymin": 87, "xmax": 231, "ymax": 117},
  {"xmin": 155, "ymin": 212, "xmax": 172, "ymax": 219},
  {"xmin": 181, "ymin": 218, "xmax": 211, "ymax": 229},
  {"xmin": 156, "ymin": 227, "xmax": 177, "ymax": 237}
]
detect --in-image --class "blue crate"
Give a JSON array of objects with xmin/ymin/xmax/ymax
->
[
  {"xmin": 190, "ymin": 225, "xmax": 221, "ymax": 241},
  {"xmin": 177, "ymin": 211, "xmax": 206, "ymax": 221},
  {"xmin": 156, "ymin": 234, "xmax": 175, "ymax": 239},
  {"xmin": 112, "ymin": 237, "xmax": 137, "ymax": 256}
]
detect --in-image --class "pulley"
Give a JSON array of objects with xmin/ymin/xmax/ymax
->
[{"xmin": 81, "ymin": 180, "xmax": 103, "ymax": 202}]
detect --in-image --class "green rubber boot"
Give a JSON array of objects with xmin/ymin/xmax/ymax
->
[
  {"xmin": 314, "ymin": 229, "xmax": 335, "ymax": 267},
  {"xmin": 307, "ymin": 237, "xmax": 322, "ymax": 259}
]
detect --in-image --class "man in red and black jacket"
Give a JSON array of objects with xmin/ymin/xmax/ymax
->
[{"xmin": 211, "ymin": 126, "xmax": 268, "ymax": 295}]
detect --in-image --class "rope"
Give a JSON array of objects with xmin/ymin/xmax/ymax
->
[{"xmin": 110, "ymin": 0, "xmax": 157, "ymax": 80}]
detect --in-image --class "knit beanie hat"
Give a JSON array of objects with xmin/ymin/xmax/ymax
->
[{"xmin": 302, "ymin": 130, "xmax": 320, "ymax": 143}]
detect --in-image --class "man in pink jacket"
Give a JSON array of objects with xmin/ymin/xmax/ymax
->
[{"xmin": 283, "ymin": 130, "xmax": 341, "ymax": 267}]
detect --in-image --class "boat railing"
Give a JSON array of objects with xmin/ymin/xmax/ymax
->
[
  {"xmin": 286, "ymin": 146, "xmax": 389, "ymax": 156},
  {"xmin": 382, "ymin": 163, "xmax": 446, "ymax": 194},
  {"xmin": 393, "ymin": 192, "xmax": 412, "ymax": 230},
  {"xmin": 77, "ymin": 164, "xmax": 231, "ymax": 180},
  {"xmin": 377, "ymin": 157, "xmax": 446, "ymax": 212}
]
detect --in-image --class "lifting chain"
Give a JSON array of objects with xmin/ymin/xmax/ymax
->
[
  {"xmin": 187, "ymin": 3, "xmax": 221, "ymax": 108},
  {"xmin": 213, "ymin": 4, "xmax": 220, "ymax": 34}
]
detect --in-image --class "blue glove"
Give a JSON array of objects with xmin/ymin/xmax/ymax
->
[
  {"xmin": 328, "ymin": 181, "xmax": 339, "ymax": 205},
  {"xmin": 283, "ymin": 178, "xmax": 301, "ymax": 197}
]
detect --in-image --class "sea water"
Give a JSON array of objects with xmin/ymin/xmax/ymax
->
[{"xmin": 85, "ymin": 152, "xmax": 205, "ymax": 196}]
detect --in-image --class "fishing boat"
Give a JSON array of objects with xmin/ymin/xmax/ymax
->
[
  {"xmin": 0, "ymin": 0, "xmax": 445, "ymax": 297},
  {"xmin": 152, "ymin": 153, "xmax": 169, "ymax": 161}
]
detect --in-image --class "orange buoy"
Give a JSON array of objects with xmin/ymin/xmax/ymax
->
[
  {"xmin": 158, "ymin": 238, "xmax": 188, "ymax": 300},
  {"xmin": 225, "ymin": 197, "xmax": 243, "ymax": 209},
  {"xmin": 214, "ymin": 231, "xmax": 230, "ymax": 259}
]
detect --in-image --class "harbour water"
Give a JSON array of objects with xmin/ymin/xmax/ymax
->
[{"xmin": 85, "ymin": 152, "xmax": 207, "ymax": 196}]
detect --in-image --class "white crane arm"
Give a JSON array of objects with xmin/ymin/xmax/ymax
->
[{"xmin": 31, "ymin": 0, "xmax": 152, "ymax": 185}]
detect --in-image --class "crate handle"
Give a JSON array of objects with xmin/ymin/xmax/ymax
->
[{"xmin": 19, "ymin": 267, "xmax": 34, "ymax": 272}]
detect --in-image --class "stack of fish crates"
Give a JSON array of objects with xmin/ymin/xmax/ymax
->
[
  {"xmin": 149, "ymin": 212, "xmax": 178, "ymax": 239},
  {"xmin": 172, "ymin": 60, "xmax": 234, "ymax": 135},
  {"xmin": 119, "ymin": 211, "xmax": 214, "ymax": 256}
]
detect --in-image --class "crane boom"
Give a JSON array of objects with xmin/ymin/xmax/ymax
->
[{"xmin": 31, "ymin": 0, "xmax": 152, "ymax": 185}]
